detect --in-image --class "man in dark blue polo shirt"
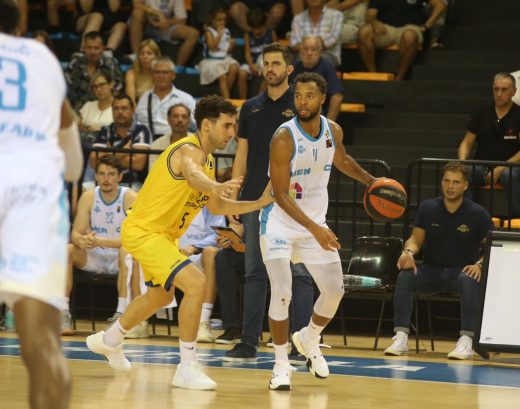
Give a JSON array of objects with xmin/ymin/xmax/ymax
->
[
  {"xmin": 290, "ymin": 36, "xmax": 343, "ymax": 121},
  {"xmin": 385, "ymin": 162, "xmax": 494, "ymax": 360},
  {"xmin": 458, "ymin": 72, "xmax": 520, "ymax": 217},
  {"xmin": 222, "ymin": 43, "xmax": 314, "ymax": 363}
]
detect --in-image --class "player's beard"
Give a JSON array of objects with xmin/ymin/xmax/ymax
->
[
  {"xmin": 265, "ymin": 71, "xmax": 287, "ymax": 87},
  {"xmin": 297, "ymin": 107, "xmax": 320, "ymax": 122}
]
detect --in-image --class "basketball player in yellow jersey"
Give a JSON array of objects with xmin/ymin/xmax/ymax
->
[{"xmin": 87, "ymin": 95, "xmax": 274, "ymax": 390}]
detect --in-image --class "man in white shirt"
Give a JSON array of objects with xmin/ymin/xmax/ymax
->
[{"xmin": 135, "ymin": 56, "xmax": 196, "ymax": 138}]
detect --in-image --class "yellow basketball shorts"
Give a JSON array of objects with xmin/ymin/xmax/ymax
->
[{"xmin": 121, "ymin": 219, "xmax": 190, "ymax": 290}]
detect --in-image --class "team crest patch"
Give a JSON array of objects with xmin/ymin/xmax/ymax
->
[
  {"xmin": 457, "ymin": 224, "xmax": 470, "ymax": 233},
  {"xmin": 281, "ymin": 109, "xmax": 295, "ymax": 117}
]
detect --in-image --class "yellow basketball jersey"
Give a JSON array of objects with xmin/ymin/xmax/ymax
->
[{"xmin": 127, "ymin": 134, "xmax": 215, "ymax": 238}]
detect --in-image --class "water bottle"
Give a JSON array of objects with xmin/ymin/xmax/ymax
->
[{"xmin": 343, "ymin": 274, "xmax": 382, "ymax": 288}]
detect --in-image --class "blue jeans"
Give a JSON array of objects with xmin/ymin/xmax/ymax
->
[
  {"xmin": 241, "ymin": 211, "xmax": 314, "ymax": 347},
  {"xmin": 469, "ymin": 165, "xmax": 520, "ymax": 217},
  {"xmin": 393, "ymin": 264, "xmax": 480, "ymax": 337}
]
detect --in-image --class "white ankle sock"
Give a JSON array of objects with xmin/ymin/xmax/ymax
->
[
  {"xmin": 274, "ymin": 343, "xmax": 289, "ymax": 361},
  {"xmin": 116, "ymin": 297, "xmax": 128, "ymax": 314},
  {"xmin": 200, "ymin": 303, "xmax": 213, "ymax": 322},
  {"xmin": 304, "ymin": 319, "xmax": 325, "ymax": 341},
  {"xmin": 179, "ymin": 340, "xmax": 197, "ymax": 364},
  {"xmin": 103, "ymin": 319, "xmax": 128, "ymax": 347}
]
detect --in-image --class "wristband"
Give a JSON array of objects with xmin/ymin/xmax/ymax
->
[{"xmin": 476, "ymin": 260, "xmax": 483, "ymax": 269}]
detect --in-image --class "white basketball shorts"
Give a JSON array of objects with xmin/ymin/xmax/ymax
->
[{"xmin": 0, "ymin": 159, "xmax": 68, "ymax": 310}]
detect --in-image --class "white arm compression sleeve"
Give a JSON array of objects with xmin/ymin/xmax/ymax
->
[{"xmin": 58, "ymin": 121, "xmax": 83, "ymax": 182}]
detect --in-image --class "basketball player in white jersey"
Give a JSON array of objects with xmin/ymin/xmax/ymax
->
[
  {"xmin": 261, "ymin": 72, "xmax": 377, "ymax": 390},
  {"xmin": 64, "ymin": 156, "xmax": 137, "ymax": 334},
  {"xmin": 0, "ymin": 0, "xmax": 83, "ymax": 407}
]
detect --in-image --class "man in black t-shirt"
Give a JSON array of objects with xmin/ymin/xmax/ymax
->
[
  {"xmin": 458, "ymin": 72, "xmax": 520, "ymax": 217},
  {"xmin": 357, "ymin": 0, "xmax": 446, "ymax": 80},
  {"xmin": 384, "ymin": 162, "xmax": 494, "ymax": 360}
]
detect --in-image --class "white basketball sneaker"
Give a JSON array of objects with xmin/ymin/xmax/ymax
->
[
  {"xmin": 447, "ymin": 335, "xmax": 473, "ymax": 360},
  {"xmin": 172, "ymin": 362, "xmax": 217, "ymax": 390},
  {"xmin": 384, "ymin": 331, "xmax": 409, "ymax": 356},
  {"xmin": 292, "ymin": 330, "xmax": 329, "ymax": 379},
  {"xmin": 86, "ymin": 331, "xmax": 132, "ymax": 372},
  {"xmin": 269, "ymin": 360, "xmax": 295, "ymax": 391}
]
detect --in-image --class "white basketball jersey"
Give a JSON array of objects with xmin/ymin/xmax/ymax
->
[
  {"xmin": 90, "ymin": 187, "xmax": 129, "ymax": 253},
  {"xmin": 262, "ymin": 116, "xmax": 336, "ymax": 233},
  {"xmin": 0, "ymin": 34, "xmax": 66, "ymax": 167}
]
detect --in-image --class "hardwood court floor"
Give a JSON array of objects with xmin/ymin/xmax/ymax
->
[{"xmin": 1, "ymin": 321, "xmax": 520, "ymax": 409}]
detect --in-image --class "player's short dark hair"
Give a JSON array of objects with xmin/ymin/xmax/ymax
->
[
  {"xmin": 247, "ymin": 7, "xmax": 267, "ymax": 29},
  {"xmin": 262, "ymin": 42, "xmax": 293, "ymax": 65},
  {"xmin": 113, "ymin": 92, "xmax": 134, "ymax": 108},
  {"xmin": 97, "ymin": 155, "xmax": 123, "ymax": 173},
  {"xmin": 294, "ymin": 72, "xmax": 327, "ymax": 96},
  {"xmin": 84, "ymin": 31, "xmax": 103, "ymax": 43},
  {"xmin": 167, "ymin": 103, "xmax": 191, "ymax": 117},
  {"xmin": 194, "ymin": 95, "xmax": 237, "ymax": 129},
  {"xmin": 0, "ymin": 0, "xmax": 20, "ymax": 34},
  {"xmin": 442, "ymin": 161, "xmax": 469, "ymax": 181}
]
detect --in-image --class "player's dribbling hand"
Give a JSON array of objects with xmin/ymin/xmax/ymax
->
[{"xmin": 310, "ymin": 224, "xmax": 340, "ymax": 251}]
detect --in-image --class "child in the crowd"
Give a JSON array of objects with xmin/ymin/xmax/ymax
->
[
  {"xmin": 238, "ymin": 8, "xmax": 277, "ymax": 99},
  {"xmin": 198, "ymin": 8, "xmax": 239, "ymax": 99}
]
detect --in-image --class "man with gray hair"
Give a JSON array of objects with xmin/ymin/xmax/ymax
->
[
  {"xmin": 458, "ymin": 72, "xmax": 520, "ymax": 217},
  {"xmin": 135, "ymin": 56, "xmax": 196, "ymax": 138},
  {"xmin": 289, "ymin": 36, "xmax": 344, "ymax": 121}
]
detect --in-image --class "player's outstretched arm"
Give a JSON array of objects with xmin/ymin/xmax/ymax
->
[
  {"xmin": 59, "ymin": 100, "xmax": 83, "ymax": 182},
  {"xmin": 206, "ymin": 182, "xmax": 274, "ymax": 216},
  {"xmin": 270, "ymin": 128, "xmax": 340, "ymax": 251},
  {"xmin": 329, "ymin": 121, "xmax": 375, "ymax": 186}
]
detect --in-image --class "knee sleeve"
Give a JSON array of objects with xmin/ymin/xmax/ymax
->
[
  {"xmin": 265, "ymin": 258, "xmax": 292, "ymax": 321},
  {"xmin": 306, "ymin": 262, "xmax": 345, "ymax": 319}
]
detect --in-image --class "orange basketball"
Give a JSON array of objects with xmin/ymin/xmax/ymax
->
[{"xmin": 364, "ymin": 178, "xmax": 407, "ymax": 222}]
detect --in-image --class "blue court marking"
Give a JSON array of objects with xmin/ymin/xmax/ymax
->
[{"xmin": 1, "ymin": 337, "xmax": 519, "ymax": 388}]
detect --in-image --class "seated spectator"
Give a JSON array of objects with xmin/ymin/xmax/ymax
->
[
  {"xmin": 237, "ymin": 7, "xmax": 276, "ymax": 99},
  {"xmin": 135, "ymin": 56, "xmax": 196, "ymax": 138},
  {"xmin": 425, "ymin": 0, "xmax": 448, "ymax": 49},
  {"xmin": 149, "ymin": 103, "xmax": 192, "ymax": 169},
  {"xmin": 125, "ymin": 39, "xmax": 161, "ymax": 103},
  {"xmin": 289, "ymin": 36, "xmax": 343, "ymax": 121},
  {"xmin": 91, "ymin": 93, "xmax": 152, "ymax": 188},
  {"xmin": 357, "ymin": 0, "xmax": 446, "ymax": 81},
  {"xmin": 458, "ymin": 72, "xmax": 520, "ymax": 217},
  {"xmin": 129, "ymin": 0, "xmax": 199, "ymax": 68},
  {"xmin": 290, "ymin": 0, "xmax": 343, "ymax": 67},
  {"xmin": 179, "ymin": 206, "xmax": 227, "ymax": 343},
  {"xmin": 62, "ymin": 156, "xmax": 137, "ymax": 335},
  {"xmin": 79, "ymin": 71, "xmax": 115, "ymax": 138},
  {"xmin": 214, "ymin": 137, "xmax": 237, "ymax": 182},
  {"xmin": 199, "ymin": 8, "xmax": 239, "ymax": 99},
  {"xmin": 229, "ymin": 0, "xmax": 287, "ymax": 33},
  {"xmin": 65, "ymin": 31, "xmax": 123, "ymax": 111},
  {"xmin": 384, "ymin": 162, "xmax": 494, "ymax": 360},
  {"xmin": 75, "ymin": 0, "xmax": 129, "ymax": 52},
  {"xmin": 32, "ymin": 29, "xmax": 56, "ymax": 53},
  {"xmin": 327, "ymin": 0, "xmax": 368, "ymax": 45}
]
